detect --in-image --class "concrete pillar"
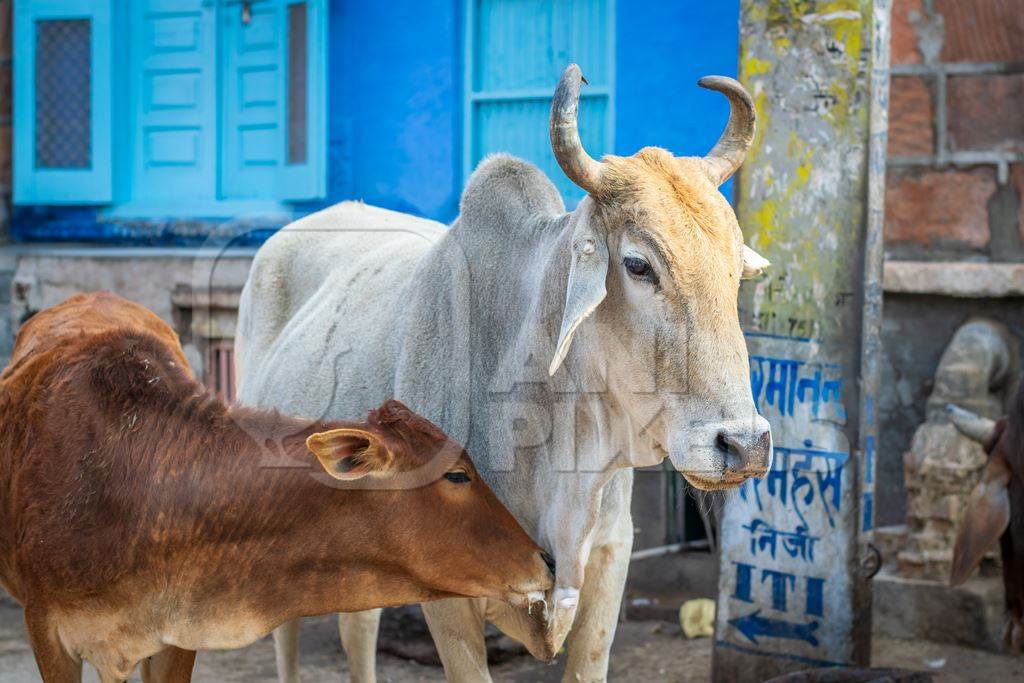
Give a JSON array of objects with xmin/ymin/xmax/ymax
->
[{"xmin": 712, "ymin": 1, "xmax": 890, "ymax": 679}]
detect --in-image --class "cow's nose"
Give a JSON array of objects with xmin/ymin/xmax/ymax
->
[
  {"xmin": 540, "ymin": 552, "xmax": 556, "ymax": 578},
  {"xmin": 717, "ymin": 429, "xmax": 772, "ymax": 475}
]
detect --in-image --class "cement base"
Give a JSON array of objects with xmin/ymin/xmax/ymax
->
[{"xmin": 872, "ymin": 568, "xmax": 1007, "ymax": 652}]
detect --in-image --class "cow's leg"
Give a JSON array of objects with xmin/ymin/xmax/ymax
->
[
  {"xmin": 338, "ymin": 609, "xmax": 381, "ymax": 683},
  {"xmin": 421, "ymin": 598, "xmax": 492, "ymax": 683},
  {"xmin": 272, "ymin": 619, "xmax": 301, "ymax": 683},
  {"xmin": 560, "ymin": 540, "xmax": 632, "ymax": 683},
  {"xmin": 23, "ymin": 611, "xmax": 82, "ymax": 683},
  {"xmin": 140, "ymin": 647, "xmax": 196, "ymax": 683}
]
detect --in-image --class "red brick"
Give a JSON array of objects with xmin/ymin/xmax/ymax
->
[
  {"xmin": 948, "ymin": 74, "xmax": 1024, "ymax": 152},
  {"xmin": 0, "ymin": 125, "xmax": 10, "ymax": 189},
  {"xmin": 891, "ymin": 0, "xmax": 924, "ymax": 65},
  {"xmin": 935, "ymin": 0, "xmax": 1024, "ymax": 63},
  {"xmin": 1013, "ymin": 165, "xmax": 1024, "ymax": 244},
  {"xmin": 885, "ymin": 168, "xmax": 996, "ymax": 247},
  {"xmin": 0, "ymin": 66, "xmax": 10, "ymax": 118},
  {"xmin": 0, "ymin": 2, "xmax": 10, "ymax": 61},
  {"xmin": 888, "ymin": 76, "xmax": 934, "ymax": 156}
]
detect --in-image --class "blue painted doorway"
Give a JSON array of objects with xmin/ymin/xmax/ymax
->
[
  {"xmin": 14, "ymin": 0, "xmax": 325, "ymax": 215},
  {"xmin": 124, "ymin": 0, "xmax": 325, "ymax": 214}
]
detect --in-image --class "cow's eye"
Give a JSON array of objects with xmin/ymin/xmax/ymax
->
[
  {"xmin": 444, "ymin": 471, "xmax": 471, "ymax": 484},
  {"xmin": 623, "ymin": 256, "xmax": 657, "ymax": 284}
]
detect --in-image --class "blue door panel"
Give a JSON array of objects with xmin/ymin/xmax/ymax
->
[
  {"xmin": 129, "ymin": 0, "xmax": 218, "ymax": 204},
  {"xmin": 466, "ymin": 0, "xmax": 614, "ymax": 205},
  {"xmin": 221, "ymin": 0, "xmax": 282, "ymax": 198},
  {"xmin": 222, "ymin": 0, "xmax": 326, "ymax": 201}
]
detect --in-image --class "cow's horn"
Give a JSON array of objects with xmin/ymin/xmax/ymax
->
[
  {"xmin": 550, "ymin": 64, "xmax": 603, "ymax": 195},
  {"xmin": 947, "ymin": 405, "xmax": 997, "ymax": 444},
  {"xmin": 698, "ymin": 76, "xmax": 756, "ymax": 186}
]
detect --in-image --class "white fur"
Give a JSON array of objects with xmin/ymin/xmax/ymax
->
[{"xmin": 236, "ymin": 155, "xmax": 769, "ymax": 682}]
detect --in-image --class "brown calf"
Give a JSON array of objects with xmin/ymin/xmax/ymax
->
[
  {"xmin": 948, "ymin": 391, "xmax": 1024, "ymax": 652},
  {"xmin": 0, "ymin": 292, "xmax": 552, "ymax": 682}
]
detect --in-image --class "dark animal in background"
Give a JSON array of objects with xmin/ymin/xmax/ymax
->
[
  {"xmin": 0, "ymin": 292, "xmax": 552, "ymax": 682},
  {"xmin": 947, "ymin": 394, "xmax": 1024, "ymax": 652}
]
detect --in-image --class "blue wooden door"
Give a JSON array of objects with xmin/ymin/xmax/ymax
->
[
  {"xmin": 221, "ymin": 0, "xmax": 325, "ymax": 201},
  {"xmin": 129, "ymin": 0, "xmax": 219, "ymax": 206},
  {"xmin": 465, "ymin": 0, "xmax": 614, "ymax": 205}
]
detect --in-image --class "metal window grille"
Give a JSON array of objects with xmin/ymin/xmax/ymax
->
[
  {"xmin": 287, "ymin": 3, "xmax": 308, "ymax": 165},
  {"xmin": 205, "ymin": 340, "xmax": 236, "ymax": 403},
  {"xmin": 34, "ymin": 19, "xmax": 91, "ymax": 169}
]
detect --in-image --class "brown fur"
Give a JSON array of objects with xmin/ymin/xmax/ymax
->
[
  {"xmin": 0, "ymin": 292, "xmax": 550, "ymax": 681},
  {"xmin": 963, "ymin": 392, "xmax": 1024, "ymax": 651}
]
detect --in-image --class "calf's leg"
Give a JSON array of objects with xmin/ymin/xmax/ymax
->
[
  {"xmin": 338, "ymin": 608, "xmax": 381, "ymax": 683},
  {"xmin": 24, "ymin": 611, "xmax": 82, "ymax": 683},
  {"xmin": 421, "ymin": 598, "xmax": 492, "ymax": 683},
  {"xmin": 141, "ymin": 647, "xmax": 196, "ymax": 683},
  {"xmin": 272, "ymin": 620, "xmax": 301, "ymax": 683}
]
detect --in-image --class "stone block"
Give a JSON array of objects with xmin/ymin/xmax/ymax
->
[
  {"xmin": 873, "ymin": 569, "xmax": 1007, "ymax": 652},
  {"xmin": 935, "ymin": 0, "xmax": 1024, "ymax": 63},
  {"xmin": 948, "ymin": 74, "xmax": 1024, "ymax": 152},
  {"xmin": 888, "ymin": 76, "xmax": 934, "ymax": 157},
  {"xmin": 884, "ymin": 260, "xmax": 1024, "ymax": 298},
  {"xmin": 885, "ymin": 168, "xmax": 996, "ymax": 248}
]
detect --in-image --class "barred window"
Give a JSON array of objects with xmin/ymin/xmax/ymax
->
[{"xmin": 35, "ymin": 19, "xmax": 92, "ymax": 169}]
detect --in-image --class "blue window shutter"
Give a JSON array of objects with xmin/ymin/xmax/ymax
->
[
  {"xmin": 278, "ymin": 0, "xmax": 326, "ymax": 201},
  {"xmin": 13, "ymin": 0, "xmax": 113, "ymax": 204},
  {"xmin": 464, "ymin": 0, "xmax": 614, "ymax": 206},
  {"xmin": 220, "ymin": 0, "xmax": 325, "ymax": 202}
]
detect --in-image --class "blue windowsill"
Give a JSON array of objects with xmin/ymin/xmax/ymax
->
[{"xmin": 9, "ymin": 201, "xmax": 326, "ymax": 248}]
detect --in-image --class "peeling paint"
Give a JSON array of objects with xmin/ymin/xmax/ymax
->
[{"xmin": 713, "ymin": 1, "xmax": 886, "ymax": 680}]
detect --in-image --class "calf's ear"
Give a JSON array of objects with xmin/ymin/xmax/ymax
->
[
  {"xmin": 950, "ymin": 454, "xmax": 1011, "ymax": 586},
  {"xmin": 306, "ymin": 428, "xmax": 393, "ymax": 480},
  {"xmin": 549, "ymin": 203, "xmax": 608, "ymax": 376}
]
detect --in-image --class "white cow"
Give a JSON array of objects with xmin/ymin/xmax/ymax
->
[{"xmin": 236, "ymin": 64, "xmax": 771, "ymax": 682}]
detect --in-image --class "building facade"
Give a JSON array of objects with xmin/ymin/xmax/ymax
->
[
  {"xmin": 3, "ymin": 0, "xmax": 741, "ymax": 554},
  {"xmin": 6, "ymin": 0, "xmax": 1024, "ymax": 548}
]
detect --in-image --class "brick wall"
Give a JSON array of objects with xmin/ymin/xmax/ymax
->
[
  {"xmin": 885, "ymin": 0, "xmax": 1024, "ymax": 258},
  {"xmin": 0, "ymin": 0, "xmax": 10, "ymax": 236}
]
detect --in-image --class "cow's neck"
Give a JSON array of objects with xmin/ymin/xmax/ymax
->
[
  {"xmin": 135, "ymin": 403, "xmax": 447, "ymax": 622},
  {"xmin": 489, "ymin": 204, "xmax": 632, "ymax": 581}
]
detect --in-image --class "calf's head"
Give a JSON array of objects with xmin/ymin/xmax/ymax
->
[
  {"xmin": 548, "ymin": 64, "xmax": 771, "ymax": 490},
  {"xmin": 948, "ymin": 403, "xmax": 1023, "ymax": 651},
  {"xmin": 306, "ymin": 399, "xmax": 553, "ymax": 606}
]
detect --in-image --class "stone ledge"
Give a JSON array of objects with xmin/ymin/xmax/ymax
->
[
  {"xmin": 872, "ymin": 568, "xmax": 1007, "ymax": 652},
  {"xmin": 884, "ymin": 260, "xmax": 1024, "ymax": 298}
]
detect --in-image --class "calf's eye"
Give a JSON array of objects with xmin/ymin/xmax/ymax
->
[
  {"xmin": 444, "ymin": 471, "xmax": 471, "ymax": 484},
  {"xmin": 623, "ymin": 256, "xmax": 657, "ymax": 284}
]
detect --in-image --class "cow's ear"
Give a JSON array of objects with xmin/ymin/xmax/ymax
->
[
  {"xmin": 549, "ymin": 202, "xmax": 608, "ymax": 376},
  {"xmin": 950, "ymin": 454, "xmax": 1011, "ymax": 586},
  {"xmin": 306, "ymin": 428, "xmax": 393, "ymax": 480}
]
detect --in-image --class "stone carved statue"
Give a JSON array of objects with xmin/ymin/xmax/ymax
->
[{"xmin": 899, "ymin": 319, "xmax": 1018, "ymax": 581}]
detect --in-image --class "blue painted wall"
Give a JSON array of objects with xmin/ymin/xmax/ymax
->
[
  {"xmin": 325, "ymin": 0, "xmax": 739, "ymax": 224},
  {"xmin": 616, "ymin": 1, "xmax": 739, "ymax": 198},
  {"xmin": 13, "ymin": 0, "xmax": 738, "ymax": 242},
  {"xmin": 326, "ymin": 0, "xmax": 463, "ymax": 221}
]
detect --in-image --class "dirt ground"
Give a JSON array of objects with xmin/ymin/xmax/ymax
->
[{"xmin": 1, "ymin": 600, "xmax": 1022, "ymax": 682}]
